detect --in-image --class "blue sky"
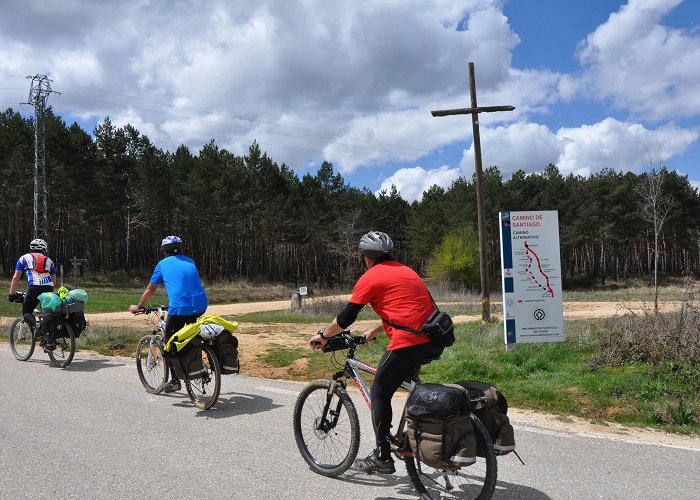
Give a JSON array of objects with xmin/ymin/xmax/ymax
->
[{"xmin": 1, "ymin": 0, "xmax": 698, "ymax": 201}]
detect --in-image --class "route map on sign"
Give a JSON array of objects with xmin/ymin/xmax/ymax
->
[
  {"xmin": 499, "ymin": 211, "xmax": 564, "ymax": 344},
  {"xmin": 524, "ymin": 241, "xmax": 554, "ymax": 298}
]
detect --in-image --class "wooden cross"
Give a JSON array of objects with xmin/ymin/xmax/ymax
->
[
  {"xmin": 431, "ymin": 62, "xmax": 515, "ymax": 323},
  {"xmin": 70, "ymin": 256, "xmax": 88, "ymax": 289}
]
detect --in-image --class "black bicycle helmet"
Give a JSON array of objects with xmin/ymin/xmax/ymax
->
[{"xmin": 358, "ymin": 231, "xmax": 394, "ymax": 259}]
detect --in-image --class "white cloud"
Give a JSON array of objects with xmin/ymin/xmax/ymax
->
[
  {"xmin": 0, "ymin": 0, "xmax": 698, "ymax": 191},
  {"xmin": 574, "ymin": 0, "xmax": 700, "ymax": 121},
  {"xmin": 463, "ymin": 122, "xmax": 561, "ymax": 176},
  {"xmin": 461, "ymin": 118, "xmax": 698, "ymax": 177},
  {"xmin": 555, "ymin": 118, "xmax": 697, "ymax": 174},
  {"xmin": 376, "ymin": 166, "xmax": 461, "ymax": 202}
]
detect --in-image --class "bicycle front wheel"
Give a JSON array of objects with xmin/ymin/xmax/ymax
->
[
  {"xmin": 406, "ymin": 414, "xmax": 498, "ymax": 499},
  {"xmin": 9, "ymin": 318, "xmax": 35, "ymax": 361},
  {"xmin": 136, "ymin": 335, "xmax": 169, "ymax": 394},
  {"xmin": 293, "ymin": 379, "xmax": 360, "ymax": 477},
  {"xmin": 48, "ymin": 323, "xmax": 76, "ymax": 368},
  {"xmin": 185, "ymin": 344, "xmax": 221, "ymax": 410}
]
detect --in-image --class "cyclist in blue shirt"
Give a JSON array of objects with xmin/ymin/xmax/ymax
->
[
  {"xmin": 8, "ymin": 239, "xmax": 56, "ymax": 330},
  {"xmin": 129, "ymin": 235, "xmax": 208, "ymax": 392}
]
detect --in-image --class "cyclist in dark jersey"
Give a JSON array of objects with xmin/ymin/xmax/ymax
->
[
  {"xmin": 310, "ymin": 231, "xmax": 443, "ymax": 474},
  {"xmin": 129, "ymin": 235, "xmax": 208, "ymax": 393},
  {"xmin": 8, "ymin": 239, "xmax": 56, "ymax": 331}
]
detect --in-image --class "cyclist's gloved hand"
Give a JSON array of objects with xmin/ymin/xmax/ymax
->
[{"xmin": 8, "ymin": 293, "xmax": 17, "ymax": 303}]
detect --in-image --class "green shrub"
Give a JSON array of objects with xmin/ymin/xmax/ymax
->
[{"xmin": 428, "ymin": 225, "xmax": 480, "ymax": 288}]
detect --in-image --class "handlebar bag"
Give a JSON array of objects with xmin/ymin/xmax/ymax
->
[
  {"xmin": 456, "ymin": 380, "xmax": 515, "ymax": 456},
  {"xmin": 406, "ymin": 383, "xmax": 476, "ymax": 469}
]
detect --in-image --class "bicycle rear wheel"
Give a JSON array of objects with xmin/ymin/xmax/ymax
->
[
  {"xmin": 48, "ymin": 323, "xmax": 76, "ymax": 368},
  {"xmin": 293, "ymin": 379, "xmax": 360, "ymax": 477},
  {"xmin": 136, "ymin": 335, "xmax": 169, "ymax": 394},
  {"xmin": 406, "ymin": 414, "xmax": 497, "ymax": 499},
  {"xmin": 185, "ymin": 344, "xmax": 221, "ymax": 410},
  {"xmin": 9, "ymin": 318, "xmax": 35, "ymax": 361}
]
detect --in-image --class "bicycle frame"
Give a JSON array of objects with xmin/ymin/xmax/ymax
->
[
  {"xmin": 332, "ymin": 357, "xmax": 416, "ymax": 408},
  {"xmin": 320, "ymin": 347, "xmax": 417, "ymax": 449}
]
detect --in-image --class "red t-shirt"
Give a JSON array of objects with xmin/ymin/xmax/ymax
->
[{"xmin": 350, "ymin": 260, "xmax": 434, "ymax": 350}]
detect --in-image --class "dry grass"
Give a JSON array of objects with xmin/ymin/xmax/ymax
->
[{"xmin": 592, "ymin": 277, "xmax": 699, "ymax": 366}]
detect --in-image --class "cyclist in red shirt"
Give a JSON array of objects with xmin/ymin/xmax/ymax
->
[{"xmin": 309, "ymin": 231, "xmax": 443, "ymax": 474}]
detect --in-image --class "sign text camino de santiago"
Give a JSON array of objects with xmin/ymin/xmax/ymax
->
[{"xmin": 499, "ymin": 211, "xmax": 564, "ymax": 344}]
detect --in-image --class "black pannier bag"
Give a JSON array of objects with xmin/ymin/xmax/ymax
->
[
  {"xmin": 214, "ymin": 330, "xmax": 240, "ymax": 374},
  {"xmin": 457, "ymin": 380, "xmax": 515, "ymax": 456},
  {"xmin": 60, "ymin": 301, "xmax": 87, "ymax": 338},
  {"xmin": 67, "ymin": 312, "xmax": 87, "ymax": 337},
  {"xmin": 37, "ymin": 312, "xmax": 67, "ymax": 341},
  {"xmin": 168, "ymin": 337, "xmax": 206, "ymax": 380},
  {"xmin": 406, "ymin": 383, "xmax": 477, "ymax": 469}
]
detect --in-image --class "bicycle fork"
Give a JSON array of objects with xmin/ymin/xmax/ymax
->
[
  {"xmin": 147, "ymin": 336, "xmax": 161, "ymax": 370},
  {"xmin": 317, "ymin": 378, "xmax": 346, "ymax": 433}
]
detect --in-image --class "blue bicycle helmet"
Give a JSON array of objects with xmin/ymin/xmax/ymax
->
[{"xmin": 161, "ymin": 235, "xmax": 182, "ymax": 253}]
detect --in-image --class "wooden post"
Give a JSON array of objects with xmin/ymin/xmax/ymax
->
[
  {"xmin": 431, "ymin": 62, "xmax": 515, "ymax": 323},
  {"xmin": 70, "ymin": 256, "xmax": 87, "ymax": 289}
]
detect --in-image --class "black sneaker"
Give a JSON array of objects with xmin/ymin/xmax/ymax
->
[
  {"xmin": 355, "ymin": 450, "xmax": 396, "ymax": 475},
  {"xmin": 44, "ymin": 338, "xmax": 56, "ymax": 351},
  {"xmin": 163, "ymin": 379, "xmax": 181, "ymax": 393}
]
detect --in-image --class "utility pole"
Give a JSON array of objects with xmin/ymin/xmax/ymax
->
[
  {"xmin": 431, "ymin": 62, "xmax": 515, "ymax": 323},
  {"xmin": 26, "ymin": 74, "xmax": 59, "ymax": 240}
]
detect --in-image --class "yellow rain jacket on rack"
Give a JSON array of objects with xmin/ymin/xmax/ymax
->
[{"xmin": 164, "ymin": 315, "xmax": 240, "ymax": 353}]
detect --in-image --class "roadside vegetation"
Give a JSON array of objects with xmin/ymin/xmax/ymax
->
[{"xmin": 1, "ymin": 280, "xmax": 697, "ymax": 434}]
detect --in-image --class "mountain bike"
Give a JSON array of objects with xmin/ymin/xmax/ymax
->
[
  {"xmin": 8, "ymin": 291, "xmax": 76, "ymax": 368},
  {"xmin": 134, "ymin": 305, "xmax": 221, "ymax": 410},
  {"xmin": 293, "ymin": 332, "xmax": 497, "ymax": 499}
]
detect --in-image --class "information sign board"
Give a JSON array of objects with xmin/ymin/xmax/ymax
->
[{"xmin": 499, "ymin": 211, "xmax": 564, "ymax": 344}]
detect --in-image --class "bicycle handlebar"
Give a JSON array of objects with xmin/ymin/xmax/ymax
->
[
  {"xmin": 320, "ymin": 331, "xmax": 367, "ymax": 353},
  {"xmin": 9, "ymin": 291, "xmax": 25, "ymax": 303},
  {"xmin": 134, "ymin": 305, "xmax": 168, "ymax": 315}
]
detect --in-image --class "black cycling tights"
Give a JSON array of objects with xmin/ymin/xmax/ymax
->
[
  {"xmin": 23, "ymin": 285, "xmax": 53, "ymax": 328},
  {"xmin": 370, "ymin": 341, "xmax": 443, "ymax": 458}
]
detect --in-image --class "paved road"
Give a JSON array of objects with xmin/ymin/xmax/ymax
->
[{"xmin": 1, "ymin": 346, "xmax": 698, "ymax": 500}]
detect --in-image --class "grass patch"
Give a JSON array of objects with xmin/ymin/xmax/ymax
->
[
  {"xmin": 259, "ymin": 346, "xmax": 310, "ymax": 368},
  {"xmin": 78, "ymin": 324, "xmax": 142, "ymax": 356},
  {"xmin": 412, "ymin": 321, "xmax": 699, "ymax": 434},
  {"xmin": 236, "ymin": 307, "xmax": 378, "ymax": 324},
  {"xmin": 0, "ymin": 279, "xmax": 340, "ymax": 316}
]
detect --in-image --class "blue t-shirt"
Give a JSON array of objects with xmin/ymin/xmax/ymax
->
[
  {"xmin": 16, "ymin": 253, "xmax": 56, "ymax": 286},
  {"xmin": 150, "ymin": 255, "xmax": 208, "ymax": 315}
]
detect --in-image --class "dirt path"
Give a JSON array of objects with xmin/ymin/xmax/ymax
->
[{"xmin": 75, "ymin": 298, "xmax": 680, "ymax": 381}]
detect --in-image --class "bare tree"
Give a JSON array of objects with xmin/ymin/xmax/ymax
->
[{"xmin": 634, "ymin": 146, "xmax": 677, "ymax": 312}]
